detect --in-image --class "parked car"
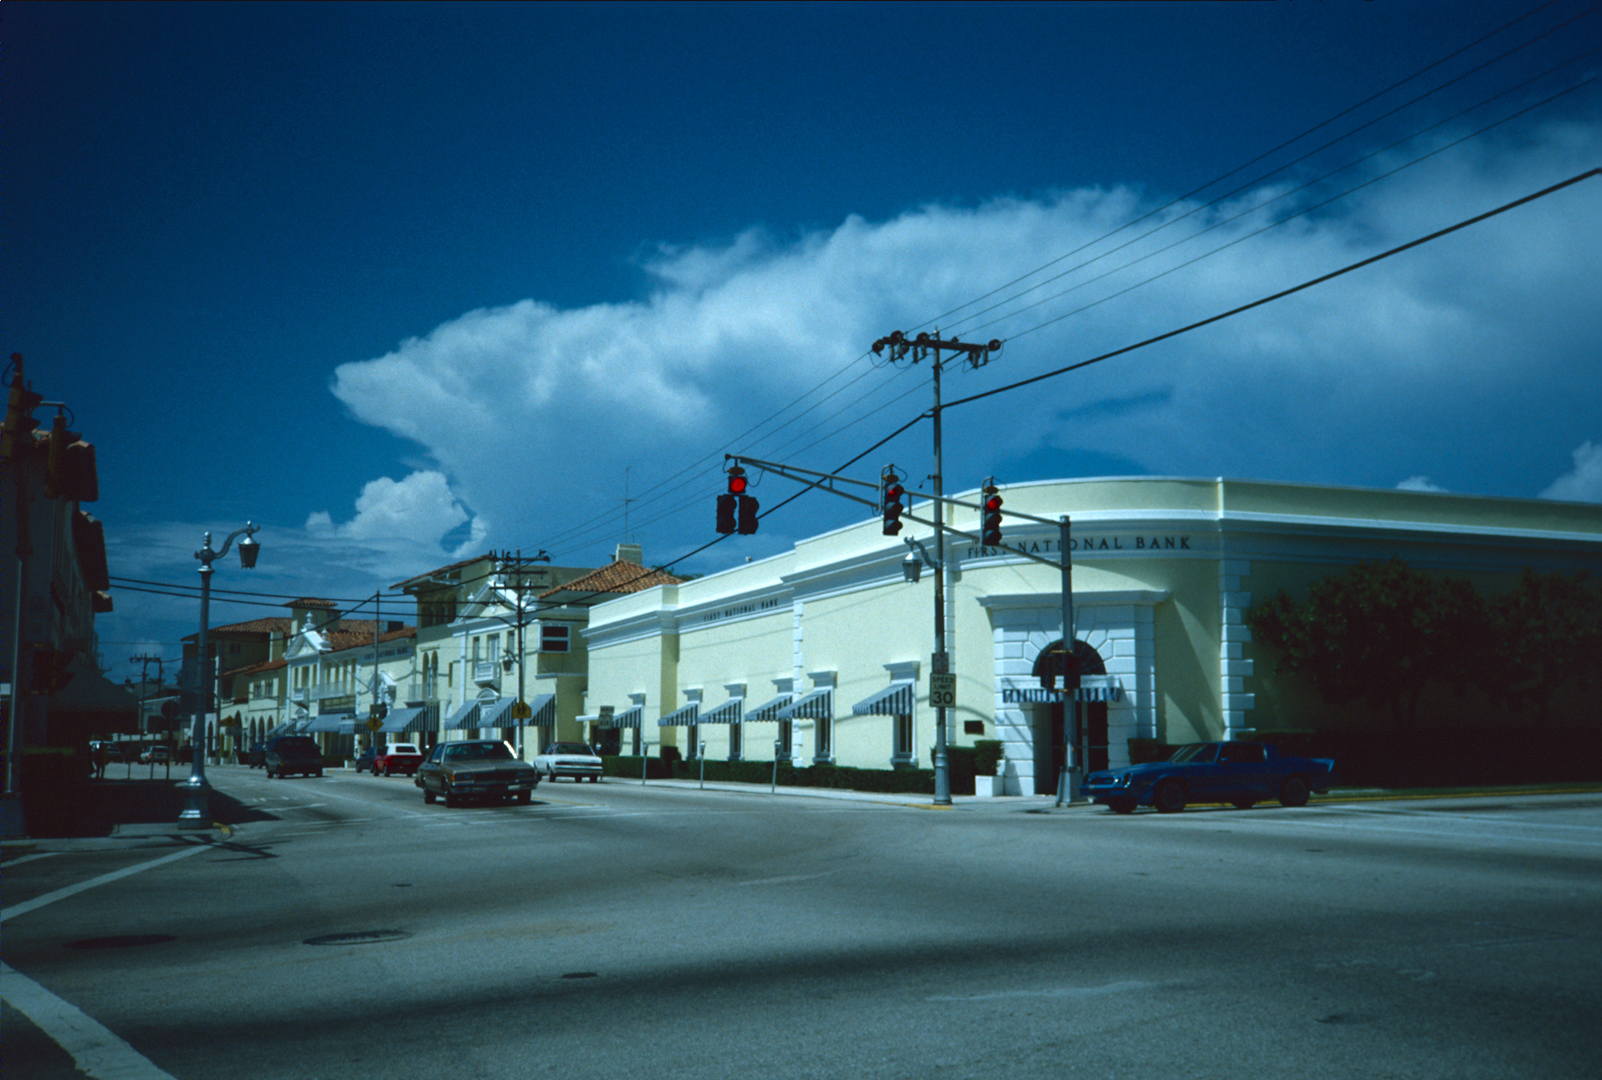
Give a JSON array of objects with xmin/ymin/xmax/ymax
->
[
  {"xmin": 373, "ymin": 743, "xmax": 424, "ymax": 777},
  {"xmin": 245, "ymin": 741, "xmax": 267, "ymax": 768},
  {"xmin": 1080, "ymin": 740, "xmax": 1337, "ymax": 814},
  {"xmin": 532, "ymin": 741, "xmax": 603, "ymax": 783},
  {"xmin": 416, "ymin": 740, "xmax": 539, "ymax": 807},
  {"xmin": 353, "ymin": 746, "xmax": 379, "ymax": 774},
  {"xmin": 139, "ymin": 745, "xmax": 172, "ymax": 765},
  {"xmin": 263, "ymin": 735, "xmax": 325, "ymax": 779}
]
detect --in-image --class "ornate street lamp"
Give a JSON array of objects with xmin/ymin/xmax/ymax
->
[{"xmin": 178, "ymin": 523, "xmax": 260, "ymax": 828}]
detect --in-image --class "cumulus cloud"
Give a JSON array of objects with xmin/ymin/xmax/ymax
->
[
  {"xmin": 1396, "ymin": 476, "xmax": 1448, "ymax": 492},
  {"xmin": 327, "ymin": 119, "xmax": 1601, "ymax": 571},
  {"xmin": 1540, "ymin": 441, "xmax": 1602, "ymax": 503}
]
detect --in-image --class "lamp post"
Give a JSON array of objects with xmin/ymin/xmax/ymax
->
[{"xmin": 178, "ymin": 522, "xmax": 260, "ymax": 828}]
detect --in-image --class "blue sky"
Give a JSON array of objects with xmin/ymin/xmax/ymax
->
[{"xmin": 6, "ymin": 1, "xmax": 1599, "ymax": 683}]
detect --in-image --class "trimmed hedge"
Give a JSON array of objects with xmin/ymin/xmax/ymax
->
[{"xmin": 603, "ymin": 753, "xmax": 938, "ymax": 794}]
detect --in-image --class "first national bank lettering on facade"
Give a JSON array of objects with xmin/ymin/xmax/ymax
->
[{"xmin": 964, "ymin": 532, "xmax": 1196, "ymax": 560}]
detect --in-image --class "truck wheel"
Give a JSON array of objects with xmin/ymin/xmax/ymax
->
[
  {"xmin": 1154, "ymin": 780, "xmax": 1187, "ymax": 814},
  {"xmin": 1280, "ymin": 775, "xmax": 1310, "ymax": 808}
]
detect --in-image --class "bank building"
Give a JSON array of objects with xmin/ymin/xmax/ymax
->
[{"xmin": 579, "ymin": 477, "xmax": 1602, "ymax": 795}]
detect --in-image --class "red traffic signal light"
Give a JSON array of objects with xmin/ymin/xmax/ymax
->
[
  {"xmin": 980, "ymin": 479, "xmax": 1003, "ymax": 546},
  {"xmin": 881, "ymin": 467, "xmax": 905, "ymax": 536},
  {"xmin": 727, "ymin": 472, "xmax": 748, "ymax": 495}
]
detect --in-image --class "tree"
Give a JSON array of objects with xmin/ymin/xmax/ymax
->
[
  {"xmin": 1489, "ymin": 569, "xmax": 1601, "ymax": 725},
  {"xmin": 1247, "ymin": 558, "xmax": 1487, "ymax": 729}
]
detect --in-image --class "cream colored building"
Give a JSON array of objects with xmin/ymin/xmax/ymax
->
[{"xmin": 582, "ymin": 477, "xmax": 1602, "ymax": 795}]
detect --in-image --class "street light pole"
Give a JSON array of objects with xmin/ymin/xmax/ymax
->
[{"xmin": 178, "ymin": 523, "xmax": 260, "ymax": 828}]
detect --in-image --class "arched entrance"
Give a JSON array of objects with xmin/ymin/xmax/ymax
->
[{"xmin": 1029, "ymin": 640, "xmax": 1109, "ymax": 794}]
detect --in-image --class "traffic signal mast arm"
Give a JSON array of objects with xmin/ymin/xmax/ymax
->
[{"xmin": 725, "ymin": 453, "xmax": 1068, "ymax": 574}]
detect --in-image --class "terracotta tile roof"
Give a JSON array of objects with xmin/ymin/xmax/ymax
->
[
  {"xmin": 284, "ymin": 597, "xmax": 339, "ymax": 608},
  {"xmin": 184, "ymin": 616, "xmax": 291, "ymax": 641},
  {"xmin": 538, "ymin": 560, "xmax": 684, "ymax": 601},
  {"xmin": 318, "ymin": 624, "xmax": 417, "ymax": 656}
]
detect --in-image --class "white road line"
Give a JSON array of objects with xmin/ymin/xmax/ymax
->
[
  {"xmin": 1, "ymin": 960, "xmax": 177, "ymax": 1079},
  {"xmin": 1, "ymin": 844, "xmax": 209, "ymax": 923},
  {"xmin": 3, "ymin": 851, "xmax": 58, "ymax": 867}
]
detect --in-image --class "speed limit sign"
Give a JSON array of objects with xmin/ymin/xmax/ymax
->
[{"xmin": 929, "ymin": 673, "xmax": 957, "ymax": 709}]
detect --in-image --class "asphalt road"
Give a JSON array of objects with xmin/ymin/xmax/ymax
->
[{"xmin": 4, "ymin": 767, "xmax": 1600, "ymax": 1080}]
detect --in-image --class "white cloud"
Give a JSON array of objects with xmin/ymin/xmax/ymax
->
[
  {"xmin": 1540, "ymin": 441, "xmax": 1602, "ymax": 503},
  {"xmin": 326, "ymin": 119, "xmax": 1601, "ymax": 572},
  {"xmin": 1396, "ymin": 476, "xmax": 1448, "ymax": 492}
]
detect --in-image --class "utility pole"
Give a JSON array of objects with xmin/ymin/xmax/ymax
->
[
  {"xmin": 870, "ymin": 331, "xmax": 1001, "ymax": 805},
  {"xmin": 130, "ymin": 654, "xmax": 166, "ymax": 735},
  {"xmin": 491, "ymin": 548, "xmax": 551, "ymax": 758}
]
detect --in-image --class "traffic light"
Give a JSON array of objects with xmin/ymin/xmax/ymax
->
[
  {"xmin": 980, "ymin": 478, "xmax": 1003, "ymax": 546},
  {"xmin": 2, "ymin": 360, "xmax": 44, "ymax": 463},
  {"xmin": 881, "ymin": 467, "xmax": 905, "ymax": 536},
  {"xmin": 718, "ymin": 466, "xmax": 750, "ymax": 535}
]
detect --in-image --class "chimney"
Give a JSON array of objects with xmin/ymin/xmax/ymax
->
[{"xmin": 615, "ymin": 543, "xmax": 643, "ymax": 565}]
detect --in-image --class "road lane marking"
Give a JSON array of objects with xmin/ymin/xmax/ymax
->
[
  {"xmin": 1, "ymin": 960, "xmax": 177, "ymax": 1079},
  {"xmin": 928, "ymin": 980, "xmax": 1159, "ymax": 1001},
  {"xmin": 2, "ymin": 851, "xmax": 58, "ymax": 867},
  {"xmin": 1, "ymin": 844, "xmax": 209, "ymax": 923}
]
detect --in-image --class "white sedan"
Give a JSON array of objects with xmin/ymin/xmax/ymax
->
[{"xmin": 532, "ymin": 742, "xmax": 604, "ymax": 783}]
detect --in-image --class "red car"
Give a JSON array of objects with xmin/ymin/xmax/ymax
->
[{"xmin": 373, "ymin": 742, "xmax": 424, "ymax": 777}]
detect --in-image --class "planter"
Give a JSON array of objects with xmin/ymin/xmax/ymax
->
[{"xmin": 973, "ymin": 775, "xmax": 1001, "ymax": 798}]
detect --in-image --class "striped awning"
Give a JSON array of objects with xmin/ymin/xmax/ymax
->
[
  {"xmin": 475, "ymin": 696, "xmax": 518, "ymax": 729},
  {"xmin": 744, "ymin": 694, "xmax": 793, "ymax": 722},
  {"xmin": 699, "ymin": 699, "xmax": 742, "ymax": 725},
  {"xmin": 777, "ymin": 688, "xmax": 832, "ymax": 721},
  {"xmin": 527, "ymin": 693, "xmax": 557, "ymax": 727},
  {"xmin": 610, "ymin": 705, "xmax": 643, "ymax": 730},
  {"xmin": 658, "ymin": 702, "xmax": 700, "ymax": 727},
  {"xmin": 1075, "ymin": 676, "xmax": 1123, "ymax": 703},
  {"xmin": 378, "ymin": 705, "xmax": 431, "ymax": 734},
  {"xmin": 444, "ymin": 699, "xmax": 480, "ymax": 730},
  {"xmin": 304, "ymin": 712, "xmax": 353, "ymax": 733},
  {"xmin": 851, "ymin": 682, "xmax": 915, "ymax": 716}
]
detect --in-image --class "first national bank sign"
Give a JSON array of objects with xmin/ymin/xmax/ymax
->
[{"xmin": 963, "ymin": 528, "xmax": 1210, "ymax": 562}]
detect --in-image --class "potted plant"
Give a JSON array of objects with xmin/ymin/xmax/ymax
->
[{"xmin": 972, "ymin": 739, "xmax": 1004, "ymax": 797}]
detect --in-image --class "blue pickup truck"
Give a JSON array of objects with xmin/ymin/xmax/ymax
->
[{"xmin": 1081, "ymin": 740, "xmax": 1337, "ymax": 814}]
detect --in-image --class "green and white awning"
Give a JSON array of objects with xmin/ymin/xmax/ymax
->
[
  {"xmin": 777, "ymin": 689, "xmax": 831, "ymax": 721},
  {"xmin": 851, "ymin": 682, "xmax": 915, "ymax": 716},
  {"xmin": 699, "ymin": 698, "xmax": 743, "ymax": 725},
  {"xmin": 658, "ymin": 702, "xmax": 700, "ymax": 727},
  {"xmin": 744, "ymin": 694, "xmax": 793, "ymax": 722}
]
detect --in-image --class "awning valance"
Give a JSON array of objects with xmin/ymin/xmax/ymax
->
[
  {"xmin": 305, "ymin": 712, "xmax": 353, "ymax": 733},
  {"xmin": 609, "ymin": 705, "xmax": 643, "ymax": 730},
  {"xmin": 777, "ymin": 688, "xmax": 831, "ymax": 721},
  {"xmin": 658, "ymin": 702, "xmax": 700, "ymax": 727},
  {"xmin": 851, "ymin": 682, "xmax": 915, "ymax": 717},
  {"xmin": 700, "ymin": 699, "xmax": 742, "ymax": 725},
  {"xmin": 527, "ymin": 693, "xmax": 557, "ymax": 727},
  {"xmin": 475, "ymin": 696, "xmax": 518, "ymax": 729},
  {"xmin": 744, "ymin": 694, "xmax": 793, "ymax": 722},
  {"xmin": 1001, "ymin": 677, "xmax": 1123, "ymax": 705},
  {"xmin": 444, "ymin": 699, "xmax": 480, "ymax": 730},
  {"xmin": 379, "ymin": 705, "xmax": 431, "ymax": 734}
]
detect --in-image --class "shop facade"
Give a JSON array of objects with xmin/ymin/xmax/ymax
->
[{"xmin": 582, "ymin": 477, "xmax": 1602, "ymax": 794}]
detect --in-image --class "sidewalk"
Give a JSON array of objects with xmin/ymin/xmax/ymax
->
[{"xmin": 591, "ymin": 774, "xmax": 1084, "ymax": 810}]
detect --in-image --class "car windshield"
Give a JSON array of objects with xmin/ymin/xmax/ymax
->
[
  {"xmin": 276, "ymin": 737, "xmax": 319, "ymax": 753},
  {"xmin": 443, "ymin": 742, "xmax": 515, "ymax": 762},
  {"xmin": 389, "ymin": 745, "xmax": 419, "ymax": 755},
  {"xmin": 548, "ymin": 743, "xmax": 593, "ymax": 755},
  {"xmin": 1169, "ymin": 743, "xmax": 1219, "ymax": 763}
]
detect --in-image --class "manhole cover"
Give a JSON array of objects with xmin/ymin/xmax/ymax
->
[
  {"xmin": 65, "ymin": 934, "xmax": 176, "ymax": 950},
  {"xmin": 303, "ymin": 930, "xmax": 411, "ymax": 946}
]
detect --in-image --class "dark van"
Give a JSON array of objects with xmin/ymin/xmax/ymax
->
[{"xmin": 264, "ymin": 735, "xmax": 324, "ymax": 779}]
